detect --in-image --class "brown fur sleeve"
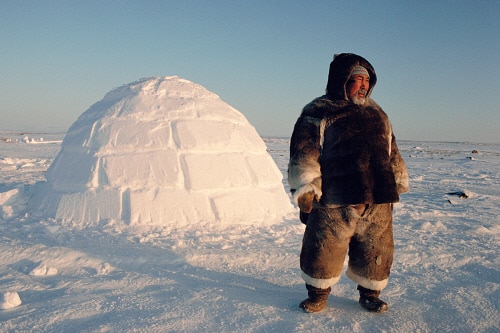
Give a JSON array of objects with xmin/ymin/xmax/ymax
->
[{"xmin": 287, "ymin": 115, "xmax": 323, "ymax": 203}]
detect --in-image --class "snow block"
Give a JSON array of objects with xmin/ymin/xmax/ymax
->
[
  {"xmin": 35, "ymin": 76, "xmax": 293, "ymax": 229},
  {"xmin": 0, "ymin": 292, "xmax": 22, "ymax": 310}
]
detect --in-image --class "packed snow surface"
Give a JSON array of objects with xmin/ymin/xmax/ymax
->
[
  {"xmin": 33, "ymin": 76, "xmax": 293, "ymax": 229},
  {"xmin": 0, "ymin": 132, "xmax": 499, "ymax": 332}
]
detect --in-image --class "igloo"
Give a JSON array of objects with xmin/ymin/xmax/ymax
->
[{"xmin": 36, "ymin": 76, "xmax": 293, "ymax": 228}]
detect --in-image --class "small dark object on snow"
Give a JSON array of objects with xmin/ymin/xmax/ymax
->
[
  {"xmin": 471, "ymin": 150, "xmax": 479, "ymax": 154},
  {"xmin": 447, "ymin": 191, "xmax": 469, "ymax": 198}
]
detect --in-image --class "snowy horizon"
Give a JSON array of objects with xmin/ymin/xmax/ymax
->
[{"xmin": 3, "ymin": 129, "xmax": 500, "ymax": 146}]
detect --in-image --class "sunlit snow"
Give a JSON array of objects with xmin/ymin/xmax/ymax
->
[{"xmin": 0, "ymin": 111, "xmax": 498, "ymax": 330}]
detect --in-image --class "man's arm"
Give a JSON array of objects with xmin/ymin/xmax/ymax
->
[{"xmin": 288, "ymin": 115, "xmax": 323, "ymax": 212}]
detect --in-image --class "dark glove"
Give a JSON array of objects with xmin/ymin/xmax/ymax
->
[{"xmin": 299, "ymin": 211, "xmax": 310, "ymax": 225}]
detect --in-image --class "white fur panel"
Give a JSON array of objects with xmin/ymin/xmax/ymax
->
[
  {"xmin": 288, "ymin": 153, "xmax": 322, "ymax": 204},
  {"xmin": 297, "ymin": 161, "xmax": 321, "ymax": 187},
  {"xmin": 346, "ymin": 267, "xmax": 389, "ymax": 291},
  {"xmin": 301, "ymin": 271, "xmax": 340, "ymax": 289},
  {"xmin": 292, "ymin": 183, "xmax": 322, "ymax": 204},
  {"xmin": 319, "ymin": 118, "xmax": 326, "ymax": 149},
  {"xmin": 397, "ymin": 171, "xmax": 410, "ymax": 193},
  {"xmin": 388, "ymin": 128, "xmax": 393, "ymax": 156}
]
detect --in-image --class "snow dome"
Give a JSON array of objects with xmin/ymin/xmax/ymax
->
[{"xmin": 36, "ymin": 76, "xmax": 293, "ymax": 228}]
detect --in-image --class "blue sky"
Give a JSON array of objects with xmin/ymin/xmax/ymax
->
[{"xmin": 1, "ymin": 1, "xmax": 499, "ymax": 143}]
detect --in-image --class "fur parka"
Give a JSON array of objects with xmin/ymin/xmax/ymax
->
[{"xmin": 288, "ymin": 54, "xmax": 409, "ymax": 206}]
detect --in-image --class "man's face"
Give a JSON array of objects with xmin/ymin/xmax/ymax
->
[{"xmin": 347, "ymin": 74, "xmax": 370, "ymax": 105}]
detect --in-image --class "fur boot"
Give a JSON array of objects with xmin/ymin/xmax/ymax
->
[
  {"xmin": 299, "ymin": 284, "xmax": 331, "ymax": 313},
  {"xmin": 357, "ymin": 285, "xmax": 388, "ymax": 313}
]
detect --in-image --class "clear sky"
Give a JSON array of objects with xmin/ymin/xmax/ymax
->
[{"xmin": 1, "ymin": 1, "xmax": 499, "ymax": 143}]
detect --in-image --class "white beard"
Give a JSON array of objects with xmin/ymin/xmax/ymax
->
[
  {"xmin": 349, "ymin": 89, "xmax": 368, "ymax": 105},
  {"xmin": 351, "ymin": 95, "xmax": 367, "ymax": 105}
]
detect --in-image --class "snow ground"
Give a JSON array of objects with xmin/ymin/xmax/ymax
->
[{"xmin": 0, "ymin": 132, "xmax": 499, "ymax": 332}]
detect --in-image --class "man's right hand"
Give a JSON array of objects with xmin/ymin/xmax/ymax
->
[{"xmin": 297, "ymin": 191, "xmax": 316, "ymax": 213}]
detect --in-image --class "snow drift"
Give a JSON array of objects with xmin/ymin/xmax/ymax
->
[{"xmin": 34, "ymin": 76, "xmax": 293, "ymax": 228}]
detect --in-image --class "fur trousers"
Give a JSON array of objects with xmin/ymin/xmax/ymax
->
[{"xmin": 300, "ymin": 203, "xmax": 394, "ymax": 291}]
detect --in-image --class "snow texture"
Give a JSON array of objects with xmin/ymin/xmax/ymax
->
[
  {"xmin": 0, "ymin": 134, "xmax": 499, "ymax": 331},
  {"xmin": 33, "ymin": 76, "xmax": 293, "ymax": 229},
  {"xmin": 0, "ymin": 292, "xmax": 22, "ymax": 310}
]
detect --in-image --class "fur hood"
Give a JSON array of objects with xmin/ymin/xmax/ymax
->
[{"xmin": 326, "ymin": 53, "xmax": 377, "ymax": 101}]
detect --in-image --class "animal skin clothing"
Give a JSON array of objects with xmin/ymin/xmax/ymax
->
[
  {"xmin": 288, "ymin": 53, "xmax": 409, "ymax": 292},
  {"xmin": 300, "ymin": 203, "xmax": 394, "ymax": 291}
]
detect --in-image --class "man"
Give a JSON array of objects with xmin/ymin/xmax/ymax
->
[{"xmin": 288, "ymin": 53, "xmax": 409, "ymax": 313}]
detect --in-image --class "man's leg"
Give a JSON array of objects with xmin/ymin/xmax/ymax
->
[
  {"xmin": 299, "ymin": 207, "xmax": 354, "ymax": 312},
  {"xmin": 345, "ymin": 204, "xmax": 394, "ymax": 313}
]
